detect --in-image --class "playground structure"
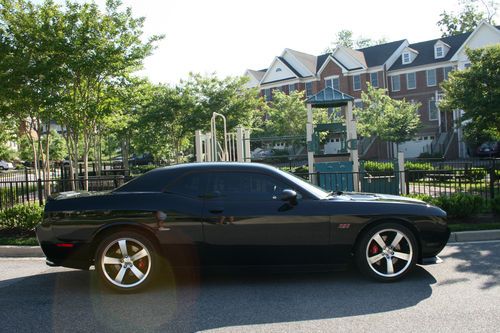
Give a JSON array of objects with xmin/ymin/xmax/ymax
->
[
  {"xmin": 195, "ymin": 90, "xmax": 407, "ymax": 194},
  {"xmin": 194, "ymin": 112, "xmax": 250, "ymax": 162}
]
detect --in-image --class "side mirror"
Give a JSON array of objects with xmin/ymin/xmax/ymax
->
[{"xmin": 279, "ymin": 189, "xmax": 297, "ymax": 205}]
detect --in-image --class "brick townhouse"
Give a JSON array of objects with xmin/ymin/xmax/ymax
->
[{"xmin": 245, "ymin": 22, "xmax": 500, "ymax": 160}]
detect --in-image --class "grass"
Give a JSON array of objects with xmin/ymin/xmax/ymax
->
[
  {"xmin": 0, "ymin": 236, "xmax": 38, "ymax": 246},
  {"xmin": 448, "ymin": 223, "xmax": 500, "ymax": 232}
]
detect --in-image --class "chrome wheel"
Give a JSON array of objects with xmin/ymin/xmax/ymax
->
[
  {"xmin": 365, "ymin": 228, "xmax": 413, "ymax": 278},
  {"xmin": 100, "ymin": 237, "xmax": 152, "ymax": 289}
]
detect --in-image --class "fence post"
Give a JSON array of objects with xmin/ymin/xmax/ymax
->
[
  {"xmin": 37, "ymin": 178, "xmax": 44, "ymax": 206},
  {"xmin": 25, "ymin": 167, "xmax": 30, "ymax": 202},
  {"xmin": 490, "ymin": 159, "xmax": 496, "ymax": 199}
]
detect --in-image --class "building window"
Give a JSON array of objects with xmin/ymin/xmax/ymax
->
[
  {"xmin": 406, "ymin": 72, "xmax": 416, "ymax": 90},
  {"xmin": 305, "ymin": 82, "xmax": 313, "ymax": 97},
  {"xmin": 275, "ymin": 68, "xmax": 282, "ymax": 72},
  {"xmin": 354, "ymin": 100, "xmax": 363, "ymax": 109},
  {"xmin": 370, "ymin": 72, "xmax": 379, "ymax": 87},
  {"xmin": 464, "ymin": 62, "xmax": 471, "ymax": 69},
  {"xmin": 353, "ymin": 75, "xmax": 361, "ymax": 91},
  {"xmin": 391, "ymin": 75, "xmax": 400, "ymax": 92},
  {"xmin": 402, "ymin": 52, "xmax": 411, "ymax": 64},
  {"xmin": 435, "ymin": 46, "xmax": 444, "ymax": 58},
  {"xmin": 429, "ymin": 99, "xmax": 438, "ymax": 121},
  {"xmin": 426, "ymin": 69, "xmax": 436, "ymax": 86},
  {"xmin": 325, "ymin": 77, "xmax": 340, "ymax": 90},
  {"xmin": 443, "ymin": 66, "xmax": 453, "ymax": 80},
  {"xmin": 289, "ymin": 83, "xmax": 296, "ymax": 92},
  {"xmin": 264, "ymin": 88, "xmax": 271, "ymax": 101}
]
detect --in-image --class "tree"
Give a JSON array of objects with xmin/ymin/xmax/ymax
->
[
  {"xmin": 0, "ymin": 0, "xmax": 67, "ymax": 184},
  {"xmin": 0, "ymin": 118, "xmax": 17, "ymax": 161},
  {"xmin": 354, "ymin": 84, "xmax": 421, "ymax": 153},
  {"xmin": 180, "ymin": 73, "xmax": 264, "ymax": 133},
  {"xmin": 437, "ymin": 0, "xmax": 497, "ymax": 37},
  {"xmin": 324, "ymin": 29, "xmax": 387, "ymax": 53},
  {"xmin": 440, "ymin": 45, "xmax": 500, "ymax": 146}
]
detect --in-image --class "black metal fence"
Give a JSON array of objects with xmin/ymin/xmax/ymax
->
[{"xmin": 1, "ymin": 163, "xmax": 499, "ymax": 212}]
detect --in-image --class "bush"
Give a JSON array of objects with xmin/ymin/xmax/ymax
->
[
  {"xmin": 0, "ymin": 204, "xmax": 44, "ymax": 231},
  {"xmin": 363, "ymin": 161, "xmax": 393, "ymax": 172},
  {"xmin": 405, "ymin": 161, "xmax": 435, "ymax": 181},
  {"xmin": 404, "ymin": 193, "xmax": 434, "ymax": 203},
  {"xmin": 491, "ymin": 196, "xmax": 500, "ymax": 215},
  {"xmin": 464, "ymin": 167, "xmax": 487, "ymax": 182},
  {"xmin": 432, "ymin": 192, "xmax": 484, "ymax": 218}
]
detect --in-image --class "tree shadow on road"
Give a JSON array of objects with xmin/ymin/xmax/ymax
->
[
  {"xmin": 438, "ymin": 241, "xmax": 500, "ymax": 290},
  {"xmin": 0, "ymin": 264, "xmax": 436, "ymax": 333}
]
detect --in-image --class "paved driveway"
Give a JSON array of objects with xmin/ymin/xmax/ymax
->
[{"xmin": 0, "ymin": 241, "xmax": 499, "ymax": 333}]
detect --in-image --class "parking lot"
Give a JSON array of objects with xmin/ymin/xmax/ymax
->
[{"xmin": 0, "ymin": 241, "xmax": 499, "ymax": 333}]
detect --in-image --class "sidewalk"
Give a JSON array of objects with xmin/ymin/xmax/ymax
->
[{"xmin": 1, "ymin": 230, "xmax": 499, "ymax": 258}]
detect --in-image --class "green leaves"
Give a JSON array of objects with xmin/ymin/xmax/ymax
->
[
  {"xmin": 440, "ymin": 45, "xmax": 500, "ymax": 146},
  {"xmin": 354, "ymin": 84, "xmax": 421, "ymax": 144},
  {"xmin": 437, "ymin": 0, "xmax": 496, "ymax": 37}
]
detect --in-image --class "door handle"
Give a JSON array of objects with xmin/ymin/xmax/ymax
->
[{"xmin": 209, "ymin": 209, "xmax": 224, "ymax": 214}]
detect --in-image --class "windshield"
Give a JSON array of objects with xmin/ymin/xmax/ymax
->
[{"xmin": 275, "ymin": 169, "xmax": 330, "ymax": 199}]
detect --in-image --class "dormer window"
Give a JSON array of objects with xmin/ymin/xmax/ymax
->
[
  {"xmin": 275, "ymin": 68, "xmax": 282, "ymax": 72},
  {"xmin": 435, "ymin": 46, "xmax": 444, "ymax": 58},
  {"xmin": 402, "ymin": 52, "xmax": 411, "ymax": 64}
]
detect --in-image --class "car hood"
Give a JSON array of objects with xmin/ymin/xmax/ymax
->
[{"xmin": 330, "ymin": 192, "xmax": 428, "ymax": 205}]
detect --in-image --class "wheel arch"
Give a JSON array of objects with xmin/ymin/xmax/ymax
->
[
  {"xmin": 89, "ymin": 222, "xmax": 160, "ymax": 263},
  {"xmin": 352, "ymin": 218, "xmax": 422, "ymax": 260}
]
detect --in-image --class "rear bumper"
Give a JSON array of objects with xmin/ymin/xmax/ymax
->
[{"xmin": 36, "ymin": 224, "xmax": 92, "ymax": 270}]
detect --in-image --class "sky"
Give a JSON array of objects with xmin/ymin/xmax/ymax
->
[{"xmin": 79, "ymin": 0, "xmax": 498, "ymax": 84}]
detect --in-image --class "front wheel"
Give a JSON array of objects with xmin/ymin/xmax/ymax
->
[
  {"xmin": 95, "ymin": 231, "xmax": 159, "ymax": 292},
  {"xmin": 355, "ymin": 223, "xmax": 418, "ymax": 282}
]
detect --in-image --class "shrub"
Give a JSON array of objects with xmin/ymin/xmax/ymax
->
[
  {"xmin": 0, "ymin": 204, "xmax": 44, "ymax": 231},
  {"xmin": 404, "ymin": 193, "xmax": 434, "ymax": 203},
  {"xmin": 363, "ymin": 161, "xmax": 393, "ymax": 172},
  {"xmin": 432, "ymin": 192, "xmax": 484, "ymax": 218},
  {"xmin": 405, "ymin": 161, "xmax": 434, "ymax": 181},
  {"xmin": 491, "ymin": 196, "xmax": 500, "ymax": 215},
  {"xmin": 464, "ymin": 167, "xmax": 487, "ymax": 182}
]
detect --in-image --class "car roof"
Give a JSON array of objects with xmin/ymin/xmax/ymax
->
[{"xmin": 115, "ymin": 162, "xmax": 279, "ymax": 192}]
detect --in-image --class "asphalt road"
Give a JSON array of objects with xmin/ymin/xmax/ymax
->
[{"xmin": 0, "ymin": 241, "xmax": 499, "ymax": 333}]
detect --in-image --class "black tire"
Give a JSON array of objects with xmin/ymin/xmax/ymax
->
[
  {"xmin": 355, "ymin": 223, "xmax": 418, "ymax": 282},
  {"xmin": 95, "ymin": 230, "xmax": 159, "ymax": 292}
]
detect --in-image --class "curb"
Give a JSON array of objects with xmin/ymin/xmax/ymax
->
[
  {"xmin": 1, "ymin": 230, "xmax": 500, "ymax": 258},
  {"xmin": 447, "ymin": 229, "xmax": 500, "ymax": 243}
]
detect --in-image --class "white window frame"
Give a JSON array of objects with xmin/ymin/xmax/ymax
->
[
  {"xmin": 288, "ymin": 83, "xmax": 296, "ymax": 92},
  {"xmin": 353, "ymin": 74, "xmax": 361, "ymax": 91},
  {"xmin": 426, "ymin": 69, "xmax": 436, "ymax": 87},
  {"xmin": 264, "ymin": 88, "xmax": 271, "ymax": 101},
  {"xmin": 325, "ymin": 76, "xmax": 340, "ymax": 90},
  {"xmin": 402, "ymin": 52, "xmax": 411, "ymax": 64},
  {"xmin": 305, "ymin": 82, "xmax": 313, "ymax": 97},
  {"xmin": 406, "ymin": 72, "xmax": 416, "ymax": 90},
  {"xmin": 429, "ymin": 99, "xmax": 438, "ymax": 121},
  {"xmin": 391, "ymin": 75, "xmax": 400, "ymax": 92},
  {"xmin": 370, "ymin": 72, "xmax": 379, "ymax": 87},
  {"xmin": 443, "ymin": 66, "xmax": 453, "ymax": 80},
  {"xmin": 435, "ymin": 46, "xmax": 444, "ymax": 59}
]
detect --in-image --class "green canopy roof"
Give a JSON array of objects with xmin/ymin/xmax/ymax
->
[{"xmin": 306, "ymin": 87, "xmax": 354, "ymax": 108}]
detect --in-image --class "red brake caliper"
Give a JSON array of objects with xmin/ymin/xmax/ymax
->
[
  {"xmin": 137, "ymin": 258, "xmax": 146, "ymax": 270},
  {"xmin": 370, "ymin": 243, "xmax": 379, "ymax": 255}
]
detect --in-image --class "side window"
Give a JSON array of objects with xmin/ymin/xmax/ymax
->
[
  {"xmin": 207, "ymin": 172, "xmax": 290, "ymax": 201},
  {"xmin": 167, "ymin": 173, "xmax": 206, "ymax": 198}
]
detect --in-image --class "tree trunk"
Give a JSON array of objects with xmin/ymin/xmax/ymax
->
[{"xmin": 122, "ymin": 135, "xmax": 129, "ymax": 176}]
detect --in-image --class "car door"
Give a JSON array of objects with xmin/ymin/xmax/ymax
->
[
  {"xmin": 201, "ymin": 170, "xmax": 331, "ymax": 266},
  {"xmin": 156, "ymin": 171, "xmax": 207, "ymax": 267}
]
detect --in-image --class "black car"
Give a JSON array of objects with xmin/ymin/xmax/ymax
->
[{"xmin": 36, "ymin": 163, "xmax": 449, "ymax": 292}]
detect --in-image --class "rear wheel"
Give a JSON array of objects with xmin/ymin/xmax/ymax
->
[
  {"xmin": 95, "ymin": 231, "xmax": 158, "ymax": 292},
  {"xmin": 356, "ymin": 223, "xmax": 418, "ymax": 282}
]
